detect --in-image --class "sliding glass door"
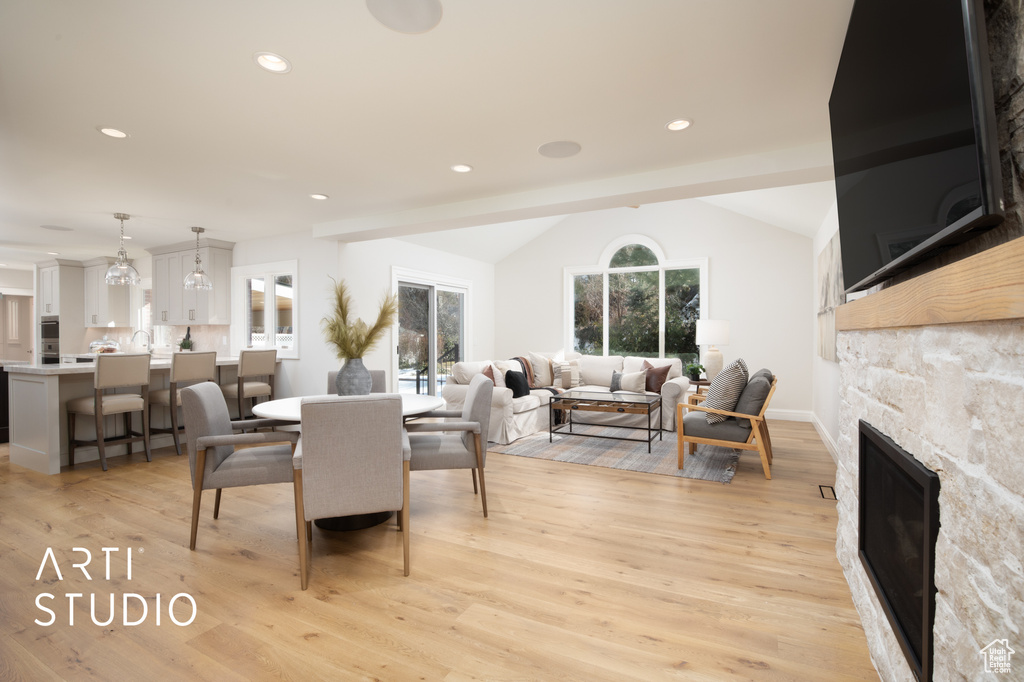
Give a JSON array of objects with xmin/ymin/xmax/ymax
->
[{"xmin": 397, "ymin": 280, "xmax": 466, "ymax": 396}]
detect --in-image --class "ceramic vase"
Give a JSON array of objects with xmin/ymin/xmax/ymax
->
[{"xmin": 336, "ymin": 357, "xmax": 372, "ymax": 395}]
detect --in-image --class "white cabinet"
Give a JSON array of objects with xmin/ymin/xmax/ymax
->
[
  {"xmin": 83, "ymin": 257, "xmax": 130, "ymax": 327},
  {"xmin": 148, "ymin": 239, "xmax": 233, "ymax": 326},
  {"xmin": 39, "ymin": 266, "xmax": 58, "ymax": 315}
]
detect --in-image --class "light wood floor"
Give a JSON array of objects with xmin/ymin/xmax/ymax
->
[{"xmin": 0, "ymin": 421, "xmax": 878, "ymax": 681}]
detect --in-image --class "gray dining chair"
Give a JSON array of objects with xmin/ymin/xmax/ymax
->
[
  {"xmin": 220, "ymin": 348, "xmax": 277, "ymax": 419},
  {"xmin": 180, "ymin": 381, "xmax": 298, "ymax": 550},
  {"xmin": 293, "ymin": 394, "xmax": 410, "ymax": 589},
  {"xmin": 403, "ymin": 373, "xmax": 493, "ymax": 517}
]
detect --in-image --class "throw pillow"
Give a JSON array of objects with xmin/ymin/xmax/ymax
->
[
  {"xmin": 642, "ymin": 360, "xmax": 671, "ymax": 393},
  {"xmin": 482, "ymin": 365, "xmax": 496, "ymax": 384},
  {"xmin": 490, "ymin": 364, "xmax": 506, "ymax": 388},
  {"xmin": 528, "ymin": 351, "xmax": 554, "ymax": 387},
  {"xmin": 552, "ymin": 360, "xmax": 581, "ymax": 388},
  {"xmin": 733, "ymin": 375, "xmax": 772, "ymax": 428},
  {"xmin": 703, "ymin": 358, "xmax": 749, "ymax": 425},
  {"xmin": 612, "ymin": 369, "xmax": 647, "ymax": 393},
  {"xmin": 505, "ymin": 370, "xmax": 530, "ymax": 398}
]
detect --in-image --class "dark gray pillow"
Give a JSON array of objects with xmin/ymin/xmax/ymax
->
[
  {"xmin": 609, "ymin": 371, "xmax": 623, "ymax": 392},
  {"xmin": 749, "ymin": 368, "xmax": 773, "ymax": 384},
  {"xmin": 703, "ymin": 358, "xmax": 749, "ymax": 425},
  {"xmin": 733, "ymin": 375, "xmax": 772, "ymax": 428},
  {"xmin": 505, "ymin": 370, "xmax": 530, "ymax": 399}
]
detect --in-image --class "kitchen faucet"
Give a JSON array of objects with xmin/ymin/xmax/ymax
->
[{"xmin": 131, "ymin": 329, "xmax": 151, "ymax": 352}]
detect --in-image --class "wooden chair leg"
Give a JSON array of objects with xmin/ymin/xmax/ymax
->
[
  {"xmin": 755, "ymin": 429, "xmax": 772, "ymax": 480},
  {"xmin": 141, "ymin": 406, "xmax": 152, "ymax": 462},
  {"xmin": 471, "ymin": 468, "xmax": 478, "ymax": 494},
  {"xmin": 189, "ymin": 448, "xmax": 208, "ymax": 550},
  {"xmin": 474, "ymin": 434, "xmax": 488, "ymax": 518},
  {"xmin": 293, "ymin": 469, "xmax": 309, "ymax": 590},
  {"xmin": 170, "ymin": 398, "xmax": 182, "ymax": 456},
  {"xmin": 124, "ymin": 412, "xmax": 132, "ymax": 455},
  {"xmin": 68, "ymin": 412, "xmax": 76, "ymax": 467},
  {"xmin": 95, "ymin": 409, "xmax": 107, "ymax": 472},
  {"xmin": 677, "ymin": 436, "xmax": 686, "ymax": 470},
  {"xmin": 761, "ymin": 421, "xmax": 774, "ymax": 464},
  {"xmin": 213, "ymin": 489, "xmax": 222, "ymax": 518},
  {"xmin": 402, "ymin": 460, "xmax": 410, "ymax": 576}
]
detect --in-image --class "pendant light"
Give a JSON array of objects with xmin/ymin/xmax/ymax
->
[
  {"xmin": 105, "ymin": 213, "xmax": 141, "ymax": 286},
  {"xmin": 183, "ymin": 226, "xmax": 213, "ymax": 291}
]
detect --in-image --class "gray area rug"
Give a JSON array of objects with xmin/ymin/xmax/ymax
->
[{"xmin": 490, "ymin": 424, "xmax": 739, "ymax": 484}]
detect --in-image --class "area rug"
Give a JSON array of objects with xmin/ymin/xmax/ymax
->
[{"xmin": 490, "ymin": 424, "xmax": 739, "ymax": 484}]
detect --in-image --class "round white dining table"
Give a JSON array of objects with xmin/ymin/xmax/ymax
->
[{"xmin": 252, "ymin": 392, "xmax": 444, "ymax": 421}]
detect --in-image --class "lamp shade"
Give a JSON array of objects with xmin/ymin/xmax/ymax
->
[{"xmin": 696, "ymin": 319, "xmax": 730, "ymax": 346}]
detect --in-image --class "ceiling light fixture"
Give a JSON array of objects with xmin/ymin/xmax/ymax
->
[
  {"xmin": 310, "ymin": 193, "xmax": 329, "ymax": 200},
  {"xmin": 254, "ymin": 52, "xmax": 292, "ymax": 73},
  {"xmin": 47, "ymin": 252, "xmax": 59, "ymax": 255},
  {"xmin": 98, "ymin": 127, "xmax": 129, "ymax": 139},
  {"xmin": 105, "ymin": 213, "xmax": 141, "ymax": 286},
  {"xmin": 537, "ymin": 140, "xmax": 582, "ymax": 158},
  {"xmin": 183, "ymin": 227, "xmax": 213, "ymax": 291},
  {"xmin": 366, "ymin": 0, "xmax": 443, "ymax": 34},
  {"xmin": 666, "ymin": 118, "xmax": 692, "ymax": 131},
  {"xmin": 450, "ymin": 164, "xmax": 473, "ymax": 173}
]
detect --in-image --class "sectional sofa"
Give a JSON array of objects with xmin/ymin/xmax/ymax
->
[{"xmin": 442, "ymin": 353, "xmax": 691, "ymax": 444}]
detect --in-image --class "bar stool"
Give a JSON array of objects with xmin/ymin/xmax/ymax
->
[
  {"xmin": 67, "ymin": 353, "xmax": 152, "ymax": 471},
  {"xmin": 221, "ymin": 349, "xmax": 277, "ymax": 419},
  {"xmin": 150, "ymin": 351, "xmax": 217, "ymax": 455}
]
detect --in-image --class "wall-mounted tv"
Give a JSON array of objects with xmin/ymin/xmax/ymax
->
[{"xmin": 829, "ymin": 0, "xmax": 1004, "ymax": 294}]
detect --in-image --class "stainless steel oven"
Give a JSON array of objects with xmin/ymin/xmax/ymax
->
[{"xmin": 40, "ymin": 316, "xmax": 60, "ymax": 363}]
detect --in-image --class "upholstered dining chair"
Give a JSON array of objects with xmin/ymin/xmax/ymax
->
[
  {"xmin": 221, "ymin": 348, "xmax": 277, "ymax": 420},
  {"xmin": 67, "ymin": 353, "xmax": 152, "ymax": 471},
  {"xmin": 150, "ymin": 351, "xmax": 217, "ymax": 455},
  {"xmin": 404, "ymin": 373, "xmax": 493, "ymax": 517},
  {"xmin": 180, "ymin": 381, "xmax": 298, "ymax": 550},
  {"xmin": 326, "ymin": 369, "xmax": 386, "ymax": 394},
  {"xmin": 293, "ymin": 394, "xmax": 410, "ymax": 589}
]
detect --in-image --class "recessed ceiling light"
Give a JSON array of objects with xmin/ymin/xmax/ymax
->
[
  {"xmin": 122, "ymin": 235, "xmax": 132, "ymax": 240},
  {"xmin": 666, "ymin": 118, "xmax": 692, "ymax": 131},
  {"xmin": 450, "ymin": 164, "xmax": 473, "ymax": 173},
  {"xmin": 98, "ymin": 127, "xmax": 129, "ymax": 139},
  {"xmin": 47, "ymin": 252, "xmax": 59, "ymax": 255},
  {"xmin": 538, "ymin": 140, "xmax": 582, "ymax": 158},
  {"xmin": 310, "ymin": 193, "xmax": 329, "ymax": 200},
  {"xmin": 254, "ymin": 52, "xmax": 291, "ymax": 73},
  {"xmin": 366, "ymin": 0, "xmax": 443, "ymax": 34}
]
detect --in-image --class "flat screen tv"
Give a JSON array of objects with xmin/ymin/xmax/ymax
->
[{"xmin": 829, "ymin": 0, "xmax": 1004, "ymax": 294}]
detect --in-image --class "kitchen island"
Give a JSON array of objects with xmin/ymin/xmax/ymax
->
[{"xmin": 6, "ymin": 355, "xmax": 242, "ymax": 474}]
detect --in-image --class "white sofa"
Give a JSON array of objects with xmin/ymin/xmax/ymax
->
[{"xmin": 442, "ymin": 353, "xmax": 691, "ymax": 445}]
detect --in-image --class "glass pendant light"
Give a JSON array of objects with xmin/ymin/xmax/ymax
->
[
  {"xmin": 105, "ymin": 213, "xmax": 141, "ymax": 286},
  {"xmin": 183, "ymin": 226, "xmax": 213, "ymax": 290}
]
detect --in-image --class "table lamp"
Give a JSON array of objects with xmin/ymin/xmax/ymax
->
[{"xmin": 696, "ymin": 319, "xmax": 730, "ymax": 381}]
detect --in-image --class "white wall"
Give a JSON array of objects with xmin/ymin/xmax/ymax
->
[
  {"xmin": 811, "ymin": 202, "xmax": 842, "ymax": 456},
  {"xmin": 0, "ymin": 268, "xmax": 34, "ymax": 293},
  {"xmin": 231, "ymin": 231, "xmax": 494, "ymax": 399},
  {"xmin": 494, "ymin": 200, "xmax": 814, "ymax": 416}
]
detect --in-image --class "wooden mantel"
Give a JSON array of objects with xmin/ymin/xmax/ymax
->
[{"xmin": 836, "ymin": 236, "xmax": 1024, "ymax": 331}]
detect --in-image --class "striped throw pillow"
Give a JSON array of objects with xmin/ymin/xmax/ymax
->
[{"xmin": 704, "ymin": 358, "xmax": 749, "ymax": 425}]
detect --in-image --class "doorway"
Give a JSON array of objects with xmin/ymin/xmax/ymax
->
[{"xmin": 396, "ymin": 278, "xmax": 467, "ymax": 396}]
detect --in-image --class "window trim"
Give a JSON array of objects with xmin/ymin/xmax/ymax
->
[
  {"xmin": 231, "ymin": 260, "xmax": 299, "ymax": 360},
  {"xmin": 563, "ymin": 235, "xmax": 708, "ymax": 357}
]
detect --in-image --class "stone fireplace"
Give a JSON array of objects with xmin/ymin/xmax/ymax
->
[{"xmin": 835, "ymin": 316, "xmax": 1024, "ymax": 680}]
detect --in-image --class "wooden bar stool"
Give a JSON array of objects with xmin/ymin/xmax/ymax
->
[
  {"xmin": 67, "ymin": 353, "xmax": 152, "ymax": 471},
  {"xmin": 150, "ymin": 351, "xmax": 217, "ymax": 455},
  {"xmin": 221, "ymin": 349, "xmax": 277, "ymax": 419}
]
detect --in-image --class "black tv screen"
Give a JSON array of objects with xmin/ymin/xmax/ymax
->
[{"xmin": 829, "ymin": 0, "xmax": 1003, "ymax": 293}]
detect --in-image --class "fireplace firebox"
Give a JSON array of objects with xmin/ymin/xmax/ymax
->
[{"xmin": 858, "ymin": 420, "xmax": 940, "ymax": 681}]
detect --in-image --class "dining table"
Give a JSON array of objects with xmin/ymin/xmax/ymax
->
[{"xmin": 252, "ymin": 392, "xmax": 445, "ymax": 531}]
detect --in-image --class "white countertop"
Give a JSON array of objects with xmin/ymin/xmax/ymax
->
[{"xmin": 5, "ymin": 355, "xmax": 240, "ymax": 376}]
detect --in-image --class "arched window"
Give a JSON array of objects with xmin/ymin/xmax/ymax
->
[{"xmin": 565, "ymin": 235, "xmax": 706, "ymax": 362}]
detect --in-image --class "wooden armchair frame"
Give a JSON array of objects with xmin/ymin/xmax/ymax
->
[{"xmin": 676, "ymin": 377, "xmax": 777, "ymax": 479}]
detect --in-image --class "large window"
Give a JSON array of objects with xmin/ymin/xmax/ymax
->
[
  {"xmin": 565, "ymin": 236, "xmax": 705, "ymax": 362},
  {"xmin": 232, "ymin": 260, "xmax": 298, "ymax": 359}
]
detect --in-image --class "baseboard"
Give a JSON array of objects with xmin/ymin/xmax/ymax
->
[
  {"xmin": 810, "ymin": 414, "xmax": 840, "ymax": 464},
  {"xmin": 765, "ymin": 408, "xmax": 813, "ymax": 422}
]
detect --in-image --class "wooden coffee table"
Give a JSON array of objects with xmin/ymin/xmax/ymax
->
[{"xmin": 548, "ymin": 390, "xmax": 662, "ymax": 452}]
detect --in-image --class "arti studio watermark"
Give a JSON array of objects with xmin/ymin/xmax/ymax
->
[{"xmin": 33, "ymin": 546, "xmax": 197, "ymax": 627}]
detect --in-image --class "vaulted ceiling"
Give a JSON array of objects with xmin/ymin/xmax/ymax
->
[{"xmin": 0, "ymin": 0, "xmax": 852, "ymax": 270}]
